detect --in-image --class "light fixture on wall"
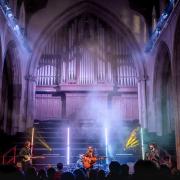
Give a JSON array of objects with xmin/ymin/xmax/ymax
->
[
  {"xmin": 145, "ymin": 1, "xmax": 176, "ymax": 52},
  {"xmin": 0, "ymin": 0, "xmax": 31, "ymax": 52}
]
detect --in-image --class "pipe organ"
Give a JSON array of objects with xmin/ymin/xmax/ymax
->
[
  {"xmin": 36, "ymin": 13, "xmax": 137, "ymax": 87},
  {"xmin": 35, "ymin": 13, "xmax": 139, "ymax": 121}
]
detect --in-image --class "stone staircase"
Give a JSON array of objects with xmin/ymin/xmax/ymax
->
[
  {"xmin": 2, "ymin": 119, "xmax": 176, "ymax": 170},
  {"xmin": 31, "ymin": 120, "xmax": 107, "ymax": 169},
  {"xmin": 34, "ymin": 120, "xmax": 141, "ymax": 168},
  {"xmin": 15, "ymin": 119, "xmax": 141, "ymax": 170}
]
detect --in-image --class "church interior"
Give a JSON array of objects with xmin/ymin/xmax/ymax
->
[{"xmin": 0, "ymin": 0, "xmax": 180, "ymax": 179}]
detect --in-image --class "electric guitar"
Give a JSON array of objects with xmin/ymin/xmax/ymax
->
[
  {"xmin": 82, "ymin": 156, "xmax": 106, "ymax": 169},
  {"xmin": 22, "ymin": 155, "xmax": 45, "ymax": 162}
]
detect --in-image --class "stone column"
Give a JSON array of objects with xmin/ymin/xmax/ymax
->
[
  {"xmin": 11, "ymin": 84, "xmax": 21, "ymax": 134},
  {"xmin": 175, "ymin": 116, "xmax": 180, "ymax": 169},
  {"xmin": 173, "ymin": 75, "xmax": 180, "ymax": 170},
  {"xmin": 137, "ymin": 75, "xmax": 148, "ymax": 129},
  {"xmin": 0, "ymin": 73, "xmax": 3, "ymax": 130},
  {"xmin": 61, "ymin": 93, "xmax": 66, "ymax": 119},
  {"xmin": 24, "ymin": 75, "xmax": 36, "ymax": 130}
]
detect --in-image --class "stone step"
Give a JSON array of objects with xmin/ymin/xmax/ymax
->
[{"xmin": 13, "ymin": 119, "xmax": 141, "ymax": 168}]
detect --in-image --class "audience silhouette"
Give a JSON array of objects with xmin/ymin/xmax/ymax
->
[{"xmin": 0, "ymin": 160, "xmax": 180, "ymax": 180}]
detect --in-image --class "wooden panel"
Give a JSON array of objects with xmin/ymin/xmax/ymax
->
[
  {"xmin": 66, "ymin": 93, "xmax": 108, "ymax": 120},
  {"xmin": 65, "ymin": 93, "xmax": 138, "ymax": 122},
  {"xmin": 111, "ymin": 94, "xmax": 139, "ymax": 121},
  {"xmin": 34, "ymin": 92, "xmax": 138, "ymax": 122},
  {"xmin": 35, "ymin": 94, "xmax": 62, "ymax": 120}
]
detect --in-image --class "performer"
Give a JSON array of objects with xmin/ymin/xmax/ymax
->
[
  {"xmin": 19, "ymin": 140, "xmax": 32, "ymax": 171},
  {"xmin": 145, "ymin": 143, "xmax": 160, "ymax": 167},
  {"xmin": 161, "ymin": 155, "xmax": 172, "ymax": 168},
  {"xmin": 82, "ymin": 146, "xmax": 97, "ymax": 169}
]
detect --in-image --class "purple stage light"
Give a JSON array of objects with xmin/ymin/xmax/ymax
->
[{"xmin": 67, "ymin": 127, "xmax": 70, "ymax": 165}]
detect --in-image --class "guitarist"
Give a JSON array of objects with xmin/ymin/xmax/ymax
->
[
  {"xmin": 82, "ymin": 146, "xmax": 97, "ymax": 169},
  {"xmin": 145, "ymin": 143, "xmax": 160, "ymax": 167},
  {"xmin": 19, "ymin": 140, "xmax": 32, "ymax": 171}
]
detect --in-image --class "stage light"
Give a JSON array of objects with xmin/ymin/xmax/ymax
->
[
  {"xmin": 30, "ymin": 128, "xmax": 52, "ymax": 152},
  {"xmin": 37, "ymin": 137, "xmax": 52, "ymax": 152},
  {"xmin": 0, "ymin": 1, "xmax": 30, "ymax": 52},
  {"xmin": 140, "ymin": 127, "xmax": 145, "ymax": 160},
  {"xmin": 67, "ymin": 127, "xmax": 70, "ymax": 165},
  {"xmin": 13, "ymin": 24, "xmax": 20, "ymax": 31},
  {"xmin": 162, "ymin": 13, "xmax": 168, "ymax": 19},
  {"xmin": 104, "ymin": 128, "xmax": 108, "ymax": 164},
  {"xmin": 31, "ymin": 127, "xmax": 35, "ymax": 156},
  {"xmin": 145, "ymin": 1, "xmax": 176, "ymax": 52},
  {"xmin": 7, "ymin": 12, "xmax": 12, "ymax": 18}
]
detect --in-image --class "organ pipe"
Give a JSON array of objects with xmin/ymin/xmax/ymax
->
[{"xmin": 36, "ymin": 13, "xmax": 137, "ymax": 87}]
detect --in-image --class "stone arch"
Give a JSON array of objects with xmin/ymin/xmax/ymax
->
[
  {"xmin": 0, "ymin": 36, "xmax": 2, "ymax": 114},
  {"xmin": 0, "ymin": 36, "xmax": 2, "ymax": 74},
  {"xmin": 28, "ymin": 1, "xmax": 145, "ymax": 77},
  {"xmin": 0, "ymin": 41, "xmax": 22, "ymax": 134},
  {"xmin": 173, "ymin": 13, "xmax": 180, "ymax": 170},
  {"xmin": 153, "ymin": 41, "xmax": 174, "ymax": 136},
  {"xmin": 18, "ymin": 2, "xmax": 26, "ymax": 32},
  {"xmin": 26, "ymin": 1, "xmax": 146, "ymax": 127},
  {"xmin": 174, "ymin": 15, "xmax": 180, "ymax": 89}
]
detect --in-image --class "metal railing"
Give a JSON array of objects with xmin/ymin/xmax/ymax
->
[{"xmin": 2, "ymin": 146, "xmax": 16, "ymax": 164}]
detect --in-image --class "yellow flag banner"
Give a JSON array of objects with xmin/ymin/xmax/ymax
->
[{"xmin": 125, "ymin": 127, "xmax": 139, "ymax": 149}]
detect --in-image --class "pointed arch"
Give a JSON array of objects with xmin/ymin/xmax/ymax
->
[
  {"xmin": 26, "ymin": 1, "xmax": 147, "ymax": 128},
  {"xmin": 174, "ymin": 15, "xmax": 180, "ymax": 84},
  {"xmin": 19, "ymin": 2, "xmax": 26, "ymax": 31},
  {"xmin": 28, "ymin": 1, "xmax": 145, "ymax": 77},
  {"xmin": 0, "ymin": 41, "xmax": 22, "ymax": 134},
  {"xmin": 0, "ymin": 36, "xmax": 2, "ymax": 111},
  {"xmin": 0, "ymin": 36, "xmax": 2, "ymax": 76},
  {"xmin": 153, "ymin": 41, "xmax": 174, "ymax": 136},
  {"xmin": 173, "ymin": 13, "xmax": 180, "ymax": 170}
]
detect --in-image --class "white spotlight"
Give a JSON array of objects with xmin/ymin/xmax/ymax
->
[
  {"xmin": 67, "ymin": 127, "xmax": 70, "ymax": 165},
  {"xmin": 13, "ymin": 25, "xmax": 20, "ymax": 31},
  {"xmin": 140, "ymin": 127, "xmax": 145, "ymax": 160},
  {"xmin": 105, "ymin": 128, "xmax": 108, "ymax": 164}
]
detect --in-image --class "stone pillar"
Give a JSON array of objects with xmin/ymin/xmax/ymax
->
[
  {"xmin": 11, "ymin": 84, "xmax": 21, "ymax": 134},
  {"xmin": 173, "ymin": 77, "xmax": 180, "ymax": 170},
  {"xmin": 137, "ymin": 75, "xmax": 148, "ymax": 129},
  {"xmin": 0, "ymin": 73, "xmax": 3, "ymax": 130},
  {"xmin": 61, "ymin": 93, "xmax": 66, "ymax": 119},
  {"xmin": 175, "ymin": 120, "xmax": 180, "ymax": 169},
  {"xmin": 24, "ymin": 75, "xmax": 36, "ymax": 130}
]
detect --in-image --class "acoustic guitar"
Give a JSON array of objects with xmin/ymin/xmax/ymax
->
[{"xmin": 82, "ymin": 156, "xmax": 106, "ymax": 169}]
